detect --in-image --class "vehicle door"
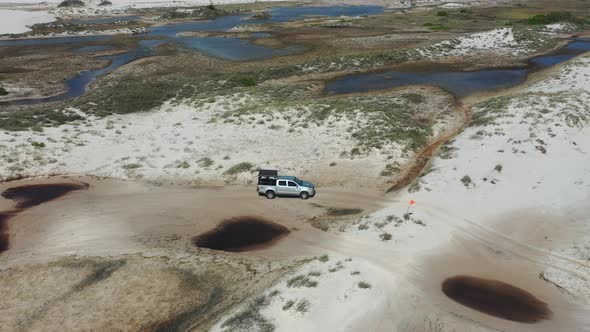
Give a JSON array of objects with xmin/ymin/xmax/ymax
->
[
  {"xmin": 277, "ymin": 180, "xmax": 289, "ymax": 195},
  {"xmin": 286, "ymin": 181, "xmax": 300, "ymax": 196}
]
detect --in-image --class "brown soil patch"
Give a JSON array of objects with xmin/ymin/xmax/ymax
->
[
  {"xmin": 442, "ymin": 275, "xmax": 552, "ymax": 323},
  {"xmin": 0, "ymin": 182, "xmax": 88, "ymax": 253},
  {"xmin": 1, "ymin": 183, "xmax": 89, "ymax": 209},
  {"xmin": 192, "ymin": 216, "xmax": 290, "ymax": 252},
  {"xmin": 0, "ymin": 211, "xmax": 16, "ymax": 252}
]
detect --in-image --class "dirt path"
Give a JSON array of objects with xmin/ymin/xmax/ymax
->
[
  {"xmin": 0, "ymin": 176, "xmax": 387, "ymax": 263},
  {"xmin": 387, "ymin": 99, "xmax": 471, "ymax": 193}
]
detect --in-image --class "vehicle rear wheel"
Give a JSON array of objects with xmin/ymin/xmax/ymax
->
[
  {"xmin": 266, "ymin": 191, "xmax": 276, "ymax": 199},
  {"xmin": 300, "ymin": 192, "xmax": 309, "ymax": 200}
]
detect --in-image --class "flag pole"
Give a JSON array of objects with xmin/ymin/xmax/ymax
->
[{"xmin": 406, "ymin": 199, "xmax": 416, "ymax": 215}]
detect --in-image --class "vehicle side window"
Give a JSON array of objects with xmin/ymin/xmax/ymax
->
[
  {"xmin": 258, "ymin": 178, "xmax": 275, "ymax": 185},
  {"xmin": 278, "ymin": 180, "xmax": 287, "ymax": 186},
  {"xmin": 288, "ymin": 181, "xmax": 297, "ymax": 187}
]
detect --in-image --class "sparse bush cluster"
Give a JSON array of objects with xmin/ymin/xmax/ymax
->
[
  {"xmin": 287, "ymin": 275, "xmax": 318, "ymax": 288},
  {"xmin": 222, "ymin": 291, "xmax": 279, "ymax": 332},
  {"xmin": 424, "ymin": 22, "xmax": 451, "ymax": 31},
  {"xmin": 379, "ymin": 233, "xmax": 392, "ymax": 241},
  {"xmin": 224, "ymin": 162, "xmax": 254, "ymax": 175},
  {"xmin": 461, "ymin": 175, "xmax": 472, "ymax": 187},
  {"xmin": 161, "ymin": 4, "xmax": 251, "ymax": 20},
  {"xmin": 58, "ymin": 0, "xmax": 84, "ymax": 7},
  {"xmin": 0, "ymin": 107, "xmax": 84, "ymax": 131},
  {"xmin": 358, "ymin": 281, "xmax": 372, "ymax": 289},
  {"xmin": 122, "ymin": 163, "xmax": 142, "ymax": 170},
  {"xmin": 30, "ymin": 141, "xmax": 45, "ymax": 148},
  {"xmin": 317, "ymin": 254, "xmax": 329, "ymax": 263},
  {"xmin": 198, "ymin": 157, "xmax": 214, "ymax": 168},
  {"xmin": 526, "ymin": 11, "xmax": 586, "ymax": 25},
  {"xmin": 239, "ymin": 76, "xmax": 257, "ymax": 87},
  {"xmin": 380, "ymin": 163, "xmax": 401, "ymax": 177}
]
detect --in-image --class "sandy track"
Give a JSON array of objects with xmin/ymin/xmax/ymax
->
[{"xmin": 0, "ymin": 176, "xmax": 387, "ymax": 264}]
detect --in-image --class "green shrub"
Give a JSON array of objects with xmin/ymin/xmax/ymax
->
[
  {"xmin": 358, "ymin": 281, "xmax": 372, "ymax": 289},
  {"xmin": 282, "ymin": 300, "xmax": 295, "ymax": 311},
  {"xmin": 295, "ymin": 300, "xmax": 310, "ymax": 313},
  {"xmin": 0, "ymin": 87, "xmax": 8, "ymax": 96},
  {"xmin": 461, "ymin": 175, "xmax": 472, "ymax": 187},
  {"xmin": 239, "ymin": 76, "xmax": 257, "ymax": 87},
  {"xmin": 224, "ymin": 162, "xmax": 253, "ymax": 175},
  {"xmin": 424, "ymin": 23, "xmax": 451, "ymax": 31},
  {"xmin": 177, "ymin": 161, "xmax": 190, "ymax": 169},
  {"xmin": 0, "ymin": 108, "xmax": 84, "ymax": 131},
  {"xmin": 526, "ymin": 11, "xmax": 576, "ymax": 25},
  {"xmin": 287, "ymin": 275, "xmax": 318, "ymax": 288},
  {"xmin": 122, "ymin": 163, "xmax": 142, "ymax": 170},
  {"xmin": 197, "ymin": 157, "xmax": 214, "ymax": 168},
  {"xmin": 30, "ymin": 141, "xmax": 45, "ymax": 148},
  {"xmin": 436, "ymin": 11, "xmax": 449, "ymax": 17},
  {"xmin": 379, "ymin": 233, "xmax": 392, "ymax": 241}
]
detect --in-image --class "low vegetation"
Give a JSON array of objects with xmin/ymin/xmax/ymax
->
[
  {"xmin": 317, "ymin": 255, "xmax": 329, "ymax": 263},
  {"xmin": 287, "ymin": 275, "xmax": 318, "ymax": 288},
  {"xmin": 224, "ymin": 162, "xmax": 254, "ymax": 175},
  {"xmin": 379, "ymin": 233, "xmax": 392, "ymax": 241},
  {"xmin": 358, "ymin": 281, "xmax": 372, "ymax": 289},
  {"xmin": 197, "ymin": 157, "xmax": 214, "ymax": 168},
  {"xmin": 58, "ymin": 0, "xmax": 84, "ymax": 7},
  {"xmin": 461, "ymin": 175, "xmax": 472, "ymax": 187},
  {"xmin": 161, "ymin": 5, "xmax": 248, "ymax": 20},
  {"xmin": 282, "ymin": 300, "xmax": 295, "ymax": 311},
  {"xmin": 30, "ymin": 141, "xmax": 46, "ymax": 148},
  {"xmin": 423, "ymin": 23, "xmax": 451, "ymax": 31},
  {"xmin": 295, "ymin": 299, "xmax": 311, "ymax": 313},
  {"xmin": 221, "ymin": 291, "xmax": 279, "ymax": 332},
  {"xmin": 326, "ymin": 208, "xmax": 363, "ymax": 216},
  {"xmin": 525, "ymin": 11, "xmax": 587, "ymax": 25}
]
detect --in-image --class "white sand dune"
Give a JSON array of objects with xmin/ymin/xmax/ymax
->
[{"xmin": 0, "ymin": 9, "xmax": 55, "ymax": 34}]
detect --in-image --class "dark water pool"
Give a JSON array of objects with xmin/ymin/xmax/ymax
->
[
  {"xmin": 0, "ymin": 6, "xmax": 383, "ymax": 106},
  {"xmin": 5, "ymin": 41, "xmax": 158, "ymax": 106},
  {"xmin": 326, "ymin": 38, "xmax": 590, "ymax": 97}
]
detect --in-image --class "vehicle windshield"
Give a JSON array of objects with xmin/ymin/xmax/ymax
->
[{"xmin": 293, "ymin": 177, "xmax": 303, "ymax": 185}]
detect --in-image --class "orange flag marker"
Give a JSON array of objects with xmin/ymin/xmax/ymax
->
[{"xmin": 406, "ymin": 199, "xmax": 416, "ymax": 215}]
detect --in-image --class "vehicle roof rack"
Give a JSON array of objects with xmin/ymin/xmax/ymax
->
[{"xmin": 258, "ymin": 169, "xmax": 278, "ymax": 177}]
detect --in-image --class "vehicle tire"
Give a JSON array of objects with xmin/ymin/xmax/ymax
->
[
  {"xmin": 266, "ymin": 191, "xmax": 276, "ymax": 199},
  {"xmin": 300, "ymin": 191, "xmax": 309, "ymax": 200}
]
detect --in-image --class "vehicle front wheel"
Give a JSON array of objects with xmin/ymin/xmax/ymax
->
[
  {"xmin": 266, "ymin": 191, "xmax": 276, "ymax": 199},
  {"xmin": 300, "ymin": 192, "xmax": 309, "ymax": 200}
]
